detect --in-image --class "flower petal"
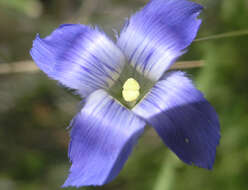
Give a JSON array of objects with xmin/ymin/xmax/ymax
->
[
  {"xmin": 133, "ymin": 71, "xmax": 220, "ymax": 169},
  {"xmin": 117, "ymin": 0, "xmax": 202, "ymax": 81},
  {"xmin": 63, "ymin": 90, "xmax": 145, "ymax": 187},
  {"xmin": 30, "ymin": 24, "xmax": 125, "ymax": 97}
]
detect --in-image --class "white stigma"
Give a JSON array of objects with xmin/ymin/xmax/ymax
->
[{"xmin": 122, "ymin": 78, "xmax": 140, "ymax": 102}]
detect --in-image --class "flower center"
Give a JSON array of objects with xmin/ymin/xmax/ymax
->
[
  {"xmin": 122, "ymin": 78, "xmax": 140, "ymax": 102},
  {"xmin": 108, "ymin": 64, "xmax": 155, "ymax": 109}
]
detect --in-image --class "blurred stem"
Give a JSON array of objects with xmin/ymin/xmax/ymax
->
[
  {"xmin": 0, "ymin": 60, "xmax": 204, "ymax": 75},
  {"xmin": 153, "ymin": 151, "xmax": 181, "ymax": 190}
]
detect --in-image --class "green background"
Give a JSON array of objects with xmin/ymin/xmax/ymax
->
[{"xmin": 0, "ymin": 0, "xmax": 248, "ymax": 189}]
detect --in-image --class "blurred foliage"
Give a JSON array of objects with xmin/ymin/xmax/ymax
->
[
  {"xmin": 0, "ymin": 0, "xmax": 41, "ymax": 17},
  {"xmin": 0, "ymin": 0, "xmax": 248, "ymax": 190}
]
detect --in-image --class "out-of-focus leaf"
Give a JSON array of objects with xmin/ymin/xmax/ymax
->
[{"xmin": 0, "ymin": 0, "xmax": 42, "ymax": 18}]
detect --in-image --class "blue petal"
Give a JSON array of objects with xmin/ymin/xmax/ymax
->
[
  {"xmin": 117, "ymin": 0, "xmax": 202, "ymax": 81},
  {"xmin": 133, "ymin": 71, "xmax": 220, "ymax": 169},
  {"xmin": 30, "ymin": 24, "xmax": 125, "ymax": 97},
  {"xmin": 63, "ymin": 90, "xmax": 145, "ymax": 187}
]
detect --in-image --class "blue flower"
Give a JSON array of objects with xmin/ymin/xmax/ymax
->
[{"xmin": 30, "ymin": 0, "xmax": 220, "ymax": 188}]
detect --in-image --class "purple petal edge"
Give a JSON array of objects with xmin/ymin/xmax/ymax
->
[
  {"xmin": 30, "ymin": 24, "xmax": 125, "ymax": 97},
  {"xmin": 63, "ymin": 90, "xmax": 145, "ymax": 187},
  {"xmin": 133, "ymin": 71, "xmax": 220, "ymax": 169},
  {"xmin": 117, "ymin": 0, "xmax": 203, "ymax": 81}
]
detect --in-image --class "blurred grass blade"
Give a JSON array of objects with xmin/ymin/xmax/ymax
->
[{"xmin": 195, "ymin": 29, "xmax": 248, "ymax": 42}]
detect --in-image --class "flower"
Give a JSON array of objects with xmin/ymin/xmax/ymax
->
[{"xmin": 30, "ymin": 0, "xmax": 220, "ymax": 188}]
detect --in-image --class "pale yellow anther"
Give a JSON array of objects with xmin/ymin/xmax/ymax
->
[{"xmin": 122, "ymin": 78, "xmax": 140, "ymax": 102}]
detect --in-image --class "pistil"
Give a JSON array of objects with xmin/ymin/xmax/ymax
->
[{"xmin": 122, "ymin": 78, "xmax": 140, "ymax": 102}]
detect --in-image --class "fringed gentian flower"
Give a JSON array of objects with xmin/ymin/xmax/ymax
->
[{"xmin": 30, "ymin": 0, "xmax": 220, "ymax": 188}]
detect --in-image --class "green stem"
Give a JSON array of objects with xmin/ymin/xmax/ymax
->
[{"xmin": 153, "ymin": 152, "xmax": 181, "ymax": 190}]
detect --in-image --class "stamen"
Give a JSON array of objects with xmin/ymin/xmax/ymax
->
[{"xmin": 122, "ymin": 78, "xmax": 140, "ymax": 102}]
